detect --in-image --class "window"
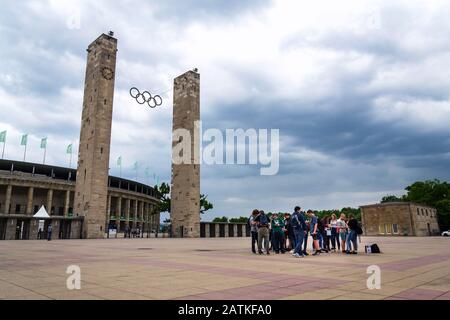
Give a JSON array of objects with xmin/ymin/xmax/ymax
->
[
  {"xmin": 417, "ymin": 208, "xmax": 420, "ymax": 216},
  {"xmin": 15, "ymin": 204, "xmax": 21, "ymax": 214},
  {"xmin": 392, "ymin": 224, "xmax": 399, "ymax": 234},
  {"xmin": 426, "ymin": 210, "xmax": 429, "ymax": 217},
  {"xmin": 421, "ymin": 209, "xmax": 425, "ymax": 216},
  {"xmin": 379, "ymin": 225, "xmax": 385, "ymax": 235}
]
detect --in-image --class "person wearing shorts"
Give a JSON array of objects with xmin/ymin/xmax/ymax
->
[
  {"xmin": 307, "ymin": 210, "xmax": 321, "ymax": 256},
  {"xmin": 337, "ymin": 214, "xmax": 348, "ymax": 253}
]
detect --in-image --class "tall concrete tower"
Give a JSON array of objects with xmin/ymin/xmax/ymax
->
[
  {"xmin": 74, "ymin": 33, "xmax": 117, "ymax": 239},
  {"xmin": 170, "ymin": 70, "xmax": 201, "ymax": 238}
]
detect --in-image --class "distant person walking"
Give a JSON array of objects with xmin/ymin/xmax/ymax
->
[
  {"xmin": 249, "ymin": 209, "xmax": 260, "ymax": 254},
  {"xmin": 255, "ymin": 210, "xmax": 271, "ymax": 255},
  {"xmin": 47, "ymin": 224, "xmax": 52, "ymax": 241}
]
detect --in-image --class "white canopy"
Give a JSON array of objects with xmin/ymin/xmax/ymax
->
[{"xmin": 33, "ymin": 206, "xmax": 50, "ymax": 219}]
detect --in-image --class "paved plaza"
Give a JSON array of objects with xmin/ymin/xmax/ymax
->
[{"xmin": 0, "ymin": 237, "xmax": 449, "ymax": 300}]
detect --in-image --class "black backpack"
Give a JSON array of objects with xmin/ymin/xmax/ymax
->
[
  {"xmin": 356, "ymin": 225, "xmax": 363, "ymax": 235},
  {"xmin": 259, "ymin": 214, "xmax": 269, "ymax": 226},
  {"xmin": 367, "ymin": 244, "xmax": 381, "ymax": 254}
]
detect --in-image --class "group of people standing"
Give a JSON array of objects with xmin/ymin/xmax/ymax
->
[{"xmin": 249, "ymin": 207, "xmax": 362, "ymax": 257}]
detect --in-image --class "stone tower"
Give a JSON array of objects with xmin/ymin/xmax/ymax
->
[
  {"xmin": 74, "ymin": 33, "xmax": 117, "ymax": 239},
  {"xmin": 170, "ymin": 70, "xmax": 201, "ymax": 238}
]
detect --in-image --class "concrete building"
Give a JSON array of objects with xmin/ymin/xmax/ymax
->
[
  {"xmin": 170, "ymin": 70, "xmax": 201, "ymax": 238},
  {"xmin": 74, "ymin": 33, "xmax": 118, "ymax": 239},
  {"xmin": 360, "ymin": 202, "xmax": 440, "ymax": 237},
  {"xmin": 0, "ymin": 160, "xmax": 160, "ymax": 240}
]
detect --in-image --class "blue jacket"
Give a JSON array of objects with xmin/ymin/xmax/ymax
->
[{"xmin": 292, "ymin": 212, "xmax": 307, "ymax": 231}]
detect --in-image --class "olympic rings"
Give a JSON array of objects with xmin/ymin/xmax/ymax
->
[{"xmin": 129, "ymin": 87, "xmax": 163, "ymax": 108}]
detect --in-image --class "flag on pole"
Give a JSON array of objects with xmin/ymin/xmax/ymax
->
[
  {"xmin": 21, "ymin": 134, "xmax": 28, "ymax": 146},
  {"xmin": 117, "ymin": 156, "xmax": 122, "ymax": 166},
  {"xmin": 67, "ymin": 144, "xmax": 73, "ymax": 154},
  {"xmin": 0, "ymin": 131, "xmax": 6, "ymax": 143},
  {"xmin": 40, "ymin": 137, "xmax": 47, "ymax": 149}
]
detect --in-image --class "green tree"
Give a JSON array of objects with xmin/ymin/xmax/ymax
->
[
  {"xmin": 153, "ymin": 183, "xmax": 214, "ymax": 215},
  {"xmin": 213, "ymin": 217, "xmax": 229, "ymax": 223},
  {"xmin": 381, "ymin": 195, "xmax": 405, "ymax": 203},
  {"xmin": 229, "ymin": 217, "xmax": 250, "ymax": 223}
]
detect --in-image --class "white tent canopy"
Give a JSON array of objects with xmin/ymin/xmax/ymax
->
[{"xmin": 33, "ymin": 206, "xmax": 50, "ymax": 219}]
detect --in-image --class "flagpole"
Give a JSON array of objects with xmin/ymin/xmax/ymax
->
[
  {"xmin": 23, "ymin": 143, "xmax": 27, "ymax": 162},
  {"xmin": 43, "ymin": 147, "xmax": 46, "ymax": 165},
  {"xmin": 69, "ymin": 152, "xmax": 72, "ymax": 168},
  {"xmin": 1, "ymin": 141, "xmax": 4, "ymax": 159}
]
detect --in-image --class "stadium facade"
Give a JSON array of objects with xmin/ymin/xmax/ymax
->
[{"xmin": 0, "ymin": 159, "xmax": 160, "ymax": 240}]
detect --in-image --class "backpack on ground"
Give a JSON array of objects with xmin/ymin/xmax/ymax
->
[{"xmin": 365, "ymin": 244, "xmax": 381, "ymax": 254}]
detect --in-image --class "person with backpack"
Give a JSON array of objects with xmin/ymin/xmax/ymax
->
[
  {"xmin": 346, "ymin": 215, "xmax": 359, "ymax": 254},
  {"xmin": 292, "ymin": 206, "xmax": 307, "ymax": 258},
  {"xmin": 255, "ymin": 210, "xmax": 271, "ymax": 255},
  {"xmin": 249, "ymin": 209, "xmax": 260, "ymax": 254}
]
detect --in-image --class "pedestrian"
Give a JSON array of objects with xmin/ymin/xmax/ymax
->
[
  {"xmin": 47, "ymin": 223, "xmax": 52, "ymax": 241},
  {"xmin": 337, "ymin": 214, "xmax": 348, "ymax": 253},
  {"xmin": 284, "ymin": 213, "xmax": 295, "ymax": 251},
  {"xmin": 255, "ymin": 210, "xmax": 271, "ymax": 255},
  {"xmin": 292, "ymin": 206, "xmax": 307, "ymax": 258},
  {"xmin": 330, "ymin": 214, "xmax": 340, "ymax": 252},
  {"xmin": 249, "ymin": 209, "xmax": 259, "ymax": 254},
  {"xmin": 307, "ymin": 210, "xmax": 322, "ymax": 256},
  {"xmin": 346, "ymin": 215, "xmax": 359, "ymax": 255},
  {"xmin": 269, "ymin": 215, "xmax": 274, "ymax": 252},
  {"xmin": 320, "ymin": 216, "xmax": 330, "ymax": 252},
  {"xmin": 271, "ymin": 213, "xmax": 286, "ymax": 254},
  {"xmin": 303, "ymin": 219, "xmax": 310, "ymax": 256}
]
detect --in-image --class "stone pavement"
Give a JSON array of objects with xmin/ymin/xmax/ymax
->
[{"xmin": 0, "ymin": 237, "xmax": 449, "ymax": 300}]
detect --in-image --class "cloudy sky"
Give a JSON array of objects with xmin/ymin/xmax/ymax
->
[{"xmin": 1, "ymin": 0, "xmax": 450, "ymax": 220}]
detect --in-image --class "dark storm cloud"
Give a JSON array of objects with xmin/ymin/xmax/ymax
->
[{"xmin": 1, "ymin": 0, "xmax": 450, "ymax": 218}]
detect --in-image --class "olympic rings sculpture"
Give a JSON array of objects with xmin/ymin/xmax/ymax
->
[{"xmin": 129, "ymin": 87, "xmax": 163, "ymax": 108}]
